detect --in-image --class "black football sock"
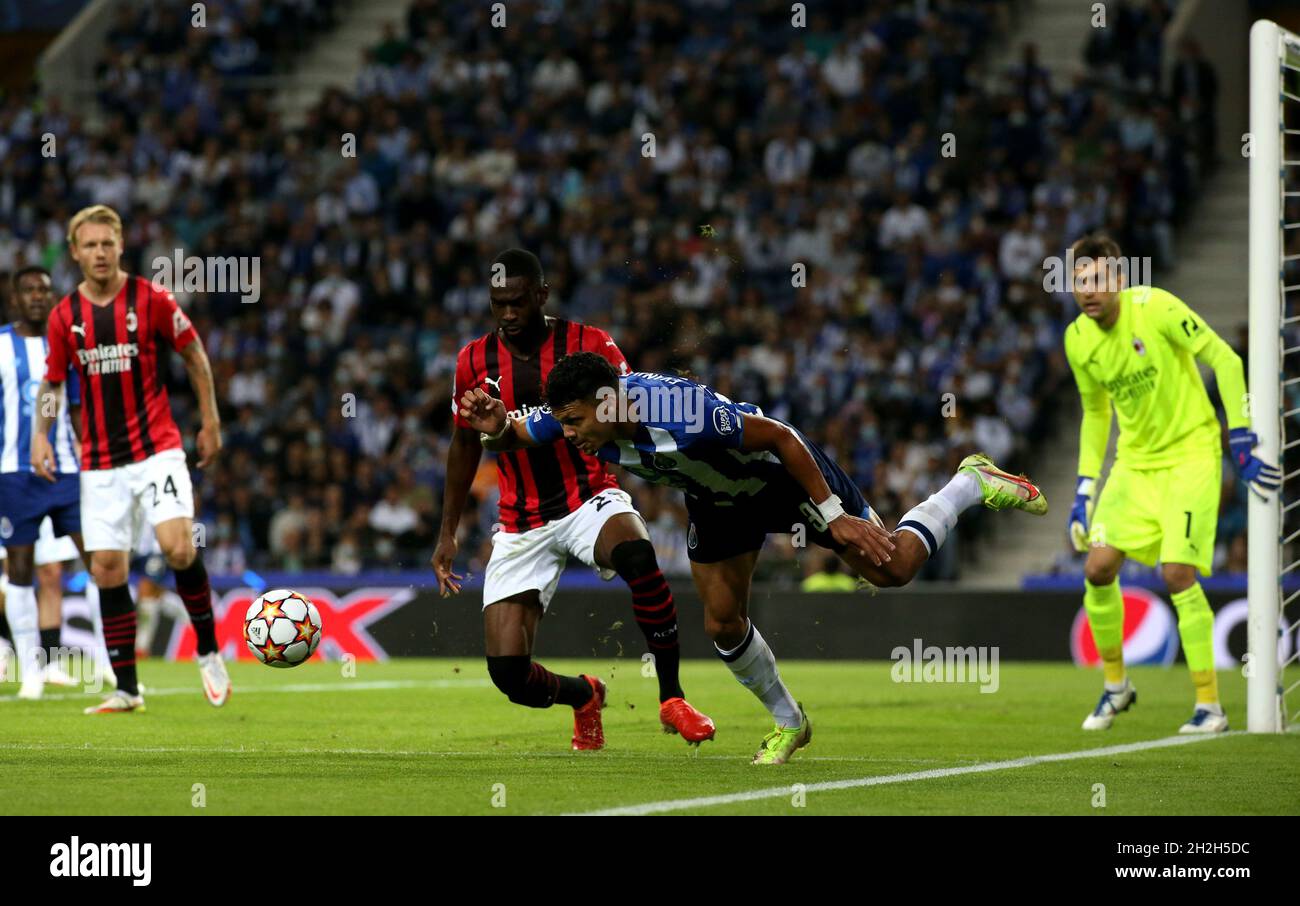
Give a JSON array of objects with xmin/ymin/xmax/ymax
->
[
  {"xmin": 174, "ymin": 555, "xmax": 217, "ymax": 656},
  {"xmin": 40, "ymin": 626, "xmax": 60, "ymax": 665},
  {"xmin": 552, "ymin": 667, "xmax": 595, "ymax": 708},
  {"xmin": 99, "ymin": 583, "xmax": 139, "ymax": 695},
  {"xmin": 612, "ymin": 540, "xmax": 684, "ymax": 702},
  {"xmin": 486, "ymin": 655, "xmax": 593, "ymax": 708}
]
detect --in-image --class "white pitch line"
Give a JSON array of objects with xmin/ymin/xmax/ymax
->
[
  {"xmin": 570, "ymin": 732, "xmax": 1240, "ymax": 816},
  {"xmin": 0, "ymin": 678, "xmax": 491, "ymax": 702},
  {"xmin": 0, "ymin": 741, "xmax": 949, "ymax": 765}
]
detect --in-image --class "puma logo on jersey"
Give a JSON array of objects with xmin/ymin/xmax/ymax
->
[
  {"xmin": 483, "ymin": 376, "xmax": 502, "ymax": 393},
  {"xmin": 70, "ymin": 324, "xmax": 85, "ymax": 336}
]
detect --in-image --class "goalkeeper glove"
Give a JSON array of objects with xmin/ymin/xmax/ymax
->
[
  {"xmin": 1068, "ymin": 476, "xmax": 1096, "ymax": 553},
  {"xmin": 1228, "ymin": 428, "xmax": 1281, "ymax": 500}
]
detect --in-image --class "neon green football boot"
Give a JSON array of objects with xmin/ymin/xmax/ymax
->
[
  {"xmin": 958, "ymin": 453, "xmax": 1048, "ymax": 516},
  {"xmin": 751, "ymin": 704, "xmax": 812, "ymax": 765}
]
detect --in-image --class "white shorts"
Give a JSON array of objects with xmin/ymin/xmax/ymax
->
[
  {"xmin": 35, "ymin": 517, "xmax": 79, "ymax": 566},
  {"xmin": 482, "ymin": 488, "xmax": 640, "ymax": 611},
  {"xmin": 80, "ymin": 448, "xmax": 194, "ymax": 552}
]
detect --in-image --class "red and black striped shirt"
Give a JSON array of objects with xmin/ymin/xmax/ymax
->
[
  {"xmin": 44, "ymin": 275, "xmax": 197, "ymax": 470},
  {"xmin": 453, "ymin": 318, "xmax": 627, "ymax": 532}
]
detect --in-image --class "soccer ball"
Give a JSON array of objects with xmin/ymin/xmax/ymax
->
[{"xmin": 243, "ymin": 589, "xmax": 323, "ymax": 668}]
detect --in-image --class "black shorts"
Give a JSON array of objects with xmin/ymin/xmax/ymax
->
[{"xmin": 684, "ymin": 475, "xmax": 874, "ymax": 564}]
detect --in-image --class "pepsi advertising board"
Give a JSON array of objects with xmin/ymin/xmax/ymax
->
[{"xmin": 49, "ymin": 582, "xmax": 1284, "ymax": 666}]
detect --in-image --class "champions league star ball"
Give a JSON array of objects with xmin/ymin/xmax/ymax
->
[{"xmin": 243, "ymin": 589, "xmax": 323, "ymax": 668}]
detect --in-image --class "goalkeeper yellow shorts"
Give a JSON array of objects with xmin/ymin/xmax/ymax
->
[{"xmin": 1089, "ymin": 452, "xmax": 1222, "ymax": 576}]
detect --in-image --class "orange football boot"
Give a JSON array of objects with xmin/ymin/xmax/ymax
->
[
  {"xmin": 660, "ymin": 697, "xmax": 716, "ymax": 745},
  {"xmin": 571, "ymin": 675, "xmax": 607, "ymax": 750}
]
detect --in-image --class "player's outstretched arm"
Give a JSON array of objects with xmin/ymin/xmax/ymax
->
[
  {"xmin": 30, "ymin": 379, "xmax": 63, "ymax": 482},
  {"xmin": 432, "ymin": 424, "xmax": 482, "ymax": 597},
  {"xmin": 1068, "ymin": 391, "xmax": 1109, "ymax": 553},
  {"xmin": 740, "ymin": 414, "xmax": 895, "ymax": 566},
  {"xmin": 1195, "ymin": 333, "xmax": 1281, "ymax": 498},
  {"xmin": 1156, "ymin": 292, "xmax": 1280, "ymax": 498},
  {"xmin": 179, "ymin": 340, "xmax": 222, "ymax": 468},
  {"xmin": 1064, "ymin": 330, "xmax": 1111, "ymax": 551},
  {"xmin": 457, "ymin": 388, "xmax": 539, "ymax": 451}
]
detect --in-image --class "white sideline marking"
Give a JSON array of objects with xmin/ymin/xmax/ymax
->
[
  {"xmin": 0, "ymin": 678, "xmax": 491, "ymax": 702},
  {"xmin": 570, "ymin": 733, "xmax": 1239, "ymax": 816}
]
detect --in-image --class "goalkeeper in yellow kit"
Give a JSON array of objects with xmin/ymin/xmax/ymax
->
[{"xmin": 1063, "ymin": 233, "xmax": 1279, "ymax": 734}]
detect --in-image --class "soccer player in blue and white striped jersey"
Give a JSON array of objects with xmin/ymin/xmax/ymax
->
[
  {"xmin": 0, "ymin": 266, "xmax": 102, "ymax": 699},
  {"xmin": 461, "ymin": 352, "xmax": 1049, "ymax": 763}
]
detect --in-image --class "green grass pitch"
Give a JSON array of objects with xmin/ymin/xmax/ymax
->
[{"xmin": 3, "ymin": 659, "xmax": 1297, "ymax": 815}]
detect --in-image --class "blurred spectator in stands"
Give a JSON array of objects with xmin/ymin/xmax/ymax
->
[
  {"xmin": 0, "ymin": 0, "xmax": 1216, "ymax": 580},
  {"xmin": 1171, "ymin": 36, "xmax": 1219, "ymax": 170}
]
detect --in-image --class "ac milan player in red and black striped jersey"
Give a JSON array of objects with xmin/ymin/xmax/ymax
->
[
  {"xmin": 32, "ymin": 204, "xmax": 228, "ymax": 713},
  {"xmin": 43, "ymin": 272, "xmax": 194, "ymax": 470},
  {"xmin": 433, "ymin": 248, "xmax": 713, "ymax": 749}
]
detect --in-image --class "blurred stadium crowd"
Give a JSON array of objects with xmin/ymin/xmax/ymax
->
[{"xmin": 0, "ymin": 0, "xmax": 1248, "ymax": 582}]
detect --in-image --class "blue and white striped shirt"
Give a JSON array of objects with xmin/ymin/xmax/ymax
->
[
  {"xmin": 526, "ymin": 372, "xmax": 795, "ymax": 504},
  {"xmin": 0, "ymin": 324, "xmax": 80, "ymax": 474}
]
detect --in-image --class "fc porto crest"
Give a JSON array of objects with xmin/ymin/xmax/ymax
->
[{"xmin": 1132, "ymin": 336, "xmax": 1146, "ymax": 356}]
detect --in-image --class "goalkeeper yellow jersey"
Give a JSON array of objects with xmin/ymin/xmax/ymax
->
[{"xmin": 1063, "ymin": 285, "xmax": 1222, "ymax": 470}]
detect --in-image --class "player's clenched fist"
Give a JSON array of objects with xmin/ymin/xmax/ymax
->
[
  {"xmin": 458, "ymin": 387, "xmax": 507, "ymax": 435},
  {"xmin": 196, "ymin": 420, "xmax": 222, "ymax": 469},
  {"xmin": 1068, "ymin": 476, "xmax": 1095, "ymax": 552},
  {"xmin": 30, "ymin": 432, "xmax": 56, "ymax": 482},
  {"xmin": 1228, "ymin": 428, "xmax": 1280, "ymax": 501}
]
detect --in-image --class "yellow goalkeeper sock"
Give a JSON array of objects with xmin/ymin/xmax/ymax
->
[
  {"xmin": 1189, "ymin": 670, "xmax": 1220, "ymax": 706},
  {"xmin": 1171, "ymin": 582, "xmax": 1219, "ymax": 705},
  {"xmin": 1084, "ymin": 579, "xmax": 1126, "ymax": 685}
]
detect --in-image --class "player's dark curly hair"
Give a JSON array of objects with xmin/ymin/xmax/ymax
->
[{"xmin": 545, "ymin": 352, "xmax": 619, "ymax": 410}]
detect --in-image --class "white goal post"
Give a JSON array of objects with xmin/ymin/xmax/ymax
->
[{"xmin": 1248, "ymin": 19, "xmax": 1300, "ymax": 733}]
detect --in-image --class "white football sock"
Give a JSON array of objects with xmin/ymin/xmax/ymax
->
[
  {"xmin": 937, "ymin": 471, "xmax": 982, "ymax": 512},
  {"xmin": 136, "ymin": 594, "xmax": 161, "ymax": 652},
  {"xmin": 7, "ymin": 584, "xmax": 42, "ymax": 683},
  {"xmin": 715, "ymin": 622, "xmax": 801, "ymax": 727},
  {"xmin": 897, "ymin": 472, "xmax": 981, "ymax": 556},
  {"xmin": 161, "ymin": 589, "xmax": 187, "ymax": 620},
  {"xmin": 84, "ymin": 581, "xmax": 112, "ymax": 676}
]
